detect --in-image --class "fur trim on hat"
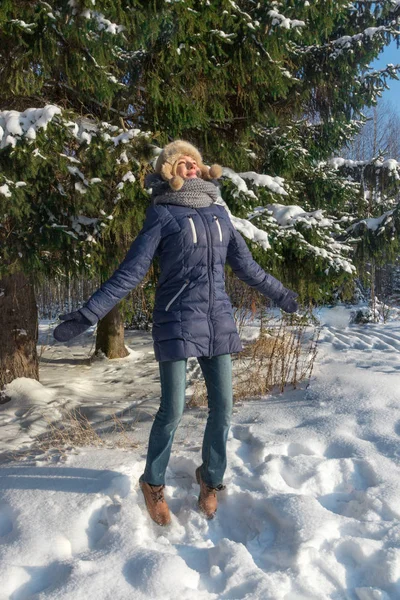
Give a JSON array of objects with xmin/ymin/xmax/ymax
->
[
  {"xmin": 155, "ymin": 140, "xmax": 222, "ymax": 190},
  {"xmin": 201, "ymin": 164, "xmax": 223, "ymax": 180}
]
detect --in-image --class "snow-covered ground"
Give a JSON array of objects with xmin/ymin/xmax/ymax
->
[{"xmin": 1, "ymin": 307, "xmax": 400, "ymax": 600}]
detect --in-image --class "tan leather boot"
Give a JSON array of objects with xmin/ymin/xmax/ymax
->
[
  {"xmin": 195, "ymin": 467, "xmax": 225, "ymax": 519},
  {"xmin": 139, "ymin": 478, "xmax": 171, "ymax": 526}
]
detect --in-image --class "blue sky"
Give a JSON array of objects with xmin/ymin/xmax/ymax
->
[{"xmin": 371, "ymin": 40, "xmax": 400, "ymax": 111}]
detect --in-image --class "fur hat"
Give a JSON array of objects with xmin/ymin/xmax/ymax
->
[{"xmin": 155, "ymin": 140, "xmax": 222, "ymax": 190}]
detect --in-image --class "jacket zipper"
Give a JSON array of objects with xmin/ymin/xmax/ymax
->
[
  {"xmin": 165, "ymin": 280, "xmax": 189, "ymax": 311},
  {"xmin": 214, "ymin": 216, "xmax": 222, "ymax": 242},
  {"xmin": 188, "ymin": 216, "xmax": 197, "ymax": 243},
  {"xmin": 198, "ymin": 211, "xmax": 214, "ymax": 357}
]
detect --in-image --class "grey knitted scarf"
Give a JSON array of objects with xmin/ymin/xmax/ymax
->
[{"xmin": 145, "ymin": 174, "xmax": 219, "ymax": 208}]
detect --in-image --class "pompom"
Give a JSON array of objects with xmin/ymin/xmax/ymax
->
[
  {"xmin": 161, "ymin": 163, "xmax": 172, "ymax": 181},
  {"xmin": 209, "ymin": 164, "xmax": 222, "ymax": 179},
  {"xmin": 169, "ymin": 175, "xmax": 184, "ymax": 190},
  {"xmin": 200, "ymin": 165, "xmax": 210, "ymax": 179}
]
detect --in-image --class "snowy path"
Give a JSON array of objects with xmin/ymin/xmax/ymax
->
[{"xmin": 1, "ymin": 309, "xmax": 400, "ymax": 599}]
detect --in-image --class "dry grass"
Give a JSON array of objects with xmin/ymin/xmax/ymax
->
[
  {"xmin": 188, "ymin": 311, "xmax": 320, "ymax": 407},
  {"xmin": 234, "ymin": 312, "xmax": 320, "ymax": 401},
  {"xmin": 189, "ymin": 378, "xmax": 209, "ymax": 408},
  {"xmin": 36, "ymin": 408, "xmax": 138, "ymax": 456}
]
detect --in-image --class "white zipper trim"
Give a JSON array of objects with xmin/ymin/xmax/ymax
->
[
  {"xmin": 215, "ymin": 216, "xmax": 222, "ymax": 242},
  {"xmin": 188, "ymin": 216, "xmax": 197, "ymax": 243},
  {"xmin": 165, "ymin": 280, "xmax": 189, "ymax": 311}
]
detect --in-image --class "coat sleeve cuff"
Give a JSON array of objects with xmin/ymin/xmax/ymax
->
[{"xmin": 79, "ymin": 306, "xmax": 99, "ymax": 325}]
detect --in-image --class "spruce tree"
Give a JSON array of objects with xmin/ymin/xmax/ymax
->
[
  {"xmin": 2, "ymin": 1, "xmax": 400, "ymax": 389},
  {"xmin": 135, "ymin": 0, "xmax": 400, "ymax": 301},
  {"xmin": 0, "ymin": 1, "xmax": 149, "ymax": 388}
]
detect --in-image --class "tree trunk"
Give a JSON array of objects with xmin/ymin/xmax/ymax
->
[
  {"xmin": 95, "ymin": 305, "xmax": 129, "ymax": 359},
  {"xmin": 0, "ymin": 272, "xmax": 39, "ymax": 390}
]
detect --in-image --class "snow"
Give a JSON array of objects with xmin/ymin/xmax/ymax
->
[
  {"xmin": 111, "ymin": 129, "xmax": 142, "ymax": 146},
  {"xmin": 268, "ymin": 5, "xmax": 306, "ymax": 30},
  {"xmin": 329, "ymin": 157, "xmax": 400, "ymax": 173},
  {"xmin": 0, "ymin": 184, "xmax": 12, "ymax": 197},
  {"xmin": 330, "ymin": 26, "xmax": 389, "ymax": 59},
  {"xmin": 0, "ymin": 106, "xmax": 62, "ymax": 149},
  {"xmin": 9, "ymin": 20, "xmax": 36, "ymax": 31},
  {"xmin": 0, "ymin": 106, "xmax": 145, "ymax": 154},
  {"xmin": 74, "ymin": 182, "xmax": 87, "ymax": 194},
  {"xmin": 1, "ymin": 377, "xmax": 63, "ymax": 446},
  {"xmin": 2, "ymin": 309, "xmax": 400, "ymax": 598},
  {"xmin": 117, "ymin": 171, "xmax": 135, "ymax": 190},
  {"xmin": 328, "ymin": 157, "xmax": 400, "ymax": 183},
  {"xmin": 362, "ymin": 211, "xmax": 394, "ymax": 232},
  {"xmin": 237, "ymin": 200, "xmax": 354, "ymax": 274},
  {"xmin": 239, "ymin": 172, "xmax": 288, "ymax": 196},
  {"xmin": 210, "ymin": 30, "xmax": 236, "ymax": 40},
  {"xmin": 79, "ymin": 9, "xmax": 125, "ymax": 34},
  {"xmin": 382, "ymin": 159, "xmax": 399, "ymax": 171},
  {"xmin": 265, "ymin": 204, "xmax": 333, "ymax": 229},
  {"xmin": 122, "ymin": 171, "xmax": 136, "ymax": 183},
  {"xmin": 217, "ymin": 197, "xmax": 271, "ymax": 250},
  {"xmin": 223, "ymin": 168, "xmax": 288, "ymax": 199}
]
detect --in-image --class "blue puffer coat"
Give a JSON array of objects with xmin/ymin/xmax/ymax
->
[{"xmin": 80, "ymin": 201, "xmax": 288, "ymax": 362}]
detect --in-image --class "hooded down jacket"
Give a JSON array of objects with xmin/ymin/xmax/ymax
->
[{"xmin": 80, "ymin": 203, "xmax": 288, "ymax": 362}]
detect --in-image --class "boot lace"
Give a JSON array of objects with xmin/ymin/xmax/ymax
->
[
  {"xmin": 149, "ymin": 484, "xmax": 166, "ymax": 503},
  {"xmin": 206, "ymin": 483, "xmax": 226, "ymax": 494}
]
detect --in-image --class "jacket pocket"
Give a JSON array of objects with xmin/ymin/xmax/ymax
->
[
  {"xmin": 188, "ymin": 216, "xmax": 197, "ymax": 243},
  {"xmin": 214, "ymin": 216, "xmax": 223, "ymax": 242},
  {"xmin": 165, "ymin": 280, "xmax": 189, "ymax": 311}
]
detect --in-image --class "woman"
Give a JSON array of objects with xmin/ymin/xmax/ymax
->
[{"xmin": 54, "ymin": 140, "xmax": 298, "ymax": 526}]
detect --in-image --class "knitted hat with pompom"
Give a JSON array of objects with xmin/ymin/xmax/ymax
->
[{"xmin": 155, "ymin": 140, "xmax": 222, "ymax": 191}]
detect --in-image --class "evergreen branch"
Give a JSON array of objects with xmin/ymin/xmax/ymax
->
[
  {"xmin": 289, "ymin": 25, "xmax": 400, "ymax": 57},
  {"xmin": 44, "ymin": 82, "xmax": 134, "ymax": 119}
]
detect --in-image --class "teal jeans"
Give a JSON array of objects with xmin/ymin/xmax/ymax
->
[{"xmin": 142, "ymin": 354, "xmax": 233, "ymax": 488}]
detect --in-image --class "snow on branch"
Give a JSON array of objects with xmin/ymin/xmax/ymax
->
[
  {"xmin": 347, "ymin": 209, "xmax": 395, "ymax": 233},
  {"xmin": 80, "ymin": 9, "xmax": 125, "ymax": 35},
  {"xmin": 0, "ymin": 105, "xmax": 149, "ymax": 152},
  {"xmin": 357, "ymin": 63, "xmax": 400, "ymax": 99},
  {"xmin": 66, "ymin": 1, "xmax": 125, "ymax": 34},
  {"xmin": 9, "ymin": 19, "xmax": 37, "ymax": 32},
  {"xmin": 0, "ymin": 106, "xmax": 61, "ymax": 149},
  {"xmin": 210, "ymin": 30, "xmax": 236, "ymax": 41},
  {"xmin": 217, "ymin": 198, "xmax": 271, "ymax": 250},
  {"xmin": 292, "ymin": 24, "xmax": 400, "ymax": 58},
  {"xmin": 223, "ymin": 168, "xmax": 288, "ymax": 198},
  {"xmin": 220, "ymin": 165, "xmax": 356, "ymax": 276},
  {"xmin": 330, "ymin": 26, "xmax": 398, "ymax": 59},
  {"xmin": 360, "ymin": 63, "xmax": 400, "ymax": 85},
  {"xmin": 330, "ymin": 25, "xmax": 399, "ymax": 58},
  {"xmin": 225, "ymin": 1, "xmax": 261, "ymax": 30},
  {"xmin": 238, "ymin": 172, "xmax": 288, "ymax": 196},
  {"xmin": 246, "ymin": 203, "xmax": 355, "ymax": 274},
  {"xmin": 260, "ymin": 204, "xmax": 333, "ymax": 229},
  {"xmin": 0, "ymin": 177, "xmax": 27, "ymax": 198},
  {"xmin": 268, "ymin": 3, "xmax": 306, "ymax": 30},
  {"xmin": 328, "ymin": 156, "xmax": 400, "ymax": 179}
]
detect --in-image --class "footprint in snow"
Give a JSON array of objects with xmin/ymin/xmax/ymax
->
[
  {"xmin": 324, "ymin": 441, "xmax": 360, "ymax": 459},
  {"xmin": 329, "ymin": 326, "xmax": 400, "ymax": 353},
  {"xmin": 394, "ymin": 420, "xmax": 400, "ymax": 438},
  {"xmin": 65, "ymin": 473, "xmax": 128, "ymax": 555},
  {"xmin": 230, "ymin": 425, "xmax": 266, "ymax": 469},
  {"xmin": 286, "ymin": 442, "xmax": 318, "ymax": 457},
  {"xmin": 83, "ymin": 499, "xmax": 122, "ymax": 551},
  {"xmin": 0, "ymin": 501, "xmax": 14, "ymax": 539},
  {"xmin": 10, "ymin": 561, "xmax": 73, "ymax": 600}
]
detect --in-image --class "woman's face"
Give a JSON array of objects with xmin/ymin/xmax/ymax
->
[{"xmin": 176, "ymin": 155, "xmax": 200, "ymax": 179}]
